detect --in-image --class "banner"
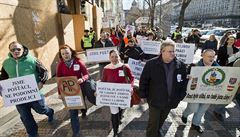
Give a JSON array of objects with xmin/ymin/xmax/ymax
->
[
  {"xmin": 56, "ymin": 76, "xmax": 85, "ymax": 110},
  {"xmin": 128, "ymin": 58, "xmax": 146, "ymax": 80},
  {"xmin": 96, "ymin": 82, "xmax": 131, "ymax": 108},
  {"xmin": 175, "ymin": 43, "xmax": 195, "ymax": 64},
  {"xmin": 183, "ymin": 67, "xmax": 240, "ymax": 104},
  {"xmin": 86, "ymin": 47, "xmax": 117, "ymax": 63},
  {"xmin": 0, "ymin": 74, "xmax": 41, "ymax": 107},
  {"xmin": 140, "ymin": 40, "xmax": 161, "ymax": 55},
  {"xmin": 124, "ymin": 25, "xmax": 135, "ymax": 38}
]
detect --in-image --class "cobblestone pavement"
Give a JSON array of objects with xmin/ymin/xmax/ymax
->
[{"xmin": 0, "ymin": 90, "xmax": 239, "ymax": 137}]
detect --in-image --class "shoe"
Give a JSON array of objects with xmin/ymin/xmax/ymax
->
[
  {"xmin": 181, "ymin": 116, "xmax": 187, "ymax": 124},
  {"xmin": 213, "ymin": 111, "xmax": 224, "ymax": 121},
  {"xmin": 48, "ymin": 109, "xmax": 54, "ymax": 123},
  {"xmin": 191, "ymin": 124, "xmax": 204, "ymax": 133},
  {"xmin": 81, "ymin": 112, "xmax": 87, "ymax": 120}
]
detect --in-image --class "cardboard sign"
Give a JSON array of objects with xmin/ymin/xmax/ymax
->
[
  {"xmin": 0, "ymin": 74, "xmax": 41, "ymax": 107},
  {"xmin": 56, "ymin": 76, "xmax": 85, "ymax": 110},
  {"xmin": 175, "ymin": 43, "xmax": 195, "ymax": 64},
  {"xmin": 140, "ymin": 40, "xmax": 161, "ymax": 55},
  {"xmin": 128, "ymin": 58, "xmax": 146, "ymax": 80},
  {"xmin": 183, "ymin": 67, "xmax": 240, "ymax": 104},
  {"xmin": 96, "ymin": 82, "xmax": 131, "ymax": 108},
  {"xmin": 86, "ymin": 47, "xmax": 117, "ymax": 63}
]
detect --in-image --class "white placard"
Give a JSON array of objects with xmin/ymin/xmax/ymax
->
[
  {"xmin": 96, "ymin": 82, "xmax": 131, "ymax": 108},
  {"xmin": 140, "ymin": 40, "xmax": 161, "ymax": 55},
  {"xmin": 128, "ymin": 58, "xmax": 146, "ymax": 80},
  {"xmin": 183, "ymin": 67, "xmax": 240, "ymax": 104},
  {"xmin": 124, "ymin": 25, "xmax": 135, "ymax": 38},
  {"xmin": 0, "ymin": 74, "xmax": 41, "ymax": 107},
  {"xmin": 64, "ymin": 96, "xmax": 83, "ymax": 107},
  {"xmin": 175, "ymin": 43, "xmax": 195, "ymax": 64},
  {"xmin": 136, "ymin": 35, "xmax": 148, "ymax": 46},
  {"xmin": 86, "ymin": 47, "xmax": 117, "ymax": 63}
]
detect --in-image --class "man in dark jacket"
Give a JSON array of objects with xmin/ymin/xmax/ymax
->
[
  {"xmin": 0, "ymin": 41, "xmax": 54, "ymax": 137},
  {"xmin": 95, "ymin": 32, "xmax": 114, "ymax": 79},
  {"xmin": 139, "ymin": 40, "xmax": 188, "ymax": 137}
]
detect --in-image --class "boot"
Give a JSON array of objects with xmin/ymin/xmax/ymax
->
[{"xmin": 111, "ymin": 113, "xmax": 119, "ymax": 136}]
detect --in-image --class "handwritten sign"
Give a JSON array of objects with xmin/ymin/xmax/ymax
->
[
  {"xmin": 0, "ymin": 74, "xmax": 41, "ymax": 107},
  {"xmin": 140, "ymin": 40, "xmax": 161, "ymax": 55},
  {"xmin": 96, "ymin": 82, "xmax": 131, "ymax": 108},
  {"xmin": 86, "ymin": 47, "xmax": 117, "ymax": 63},
  {"xmin": 175, "ymin": 43, "xmax": 195, "ymax": 64},
  {"xmin": 128, "ymin": 58, "xmax": 146, "ymax": 80},
  {"xmin": 56, "ymin": 76, "xmax": 85, "ymax": 110},
  {"xmin": 183, "ymin": 67, "xmax": 240, "ymax": 104}
]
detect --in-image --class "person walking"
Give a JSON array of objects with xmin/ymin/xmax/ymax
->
[
  {"xmin": 0, "ymin": 41, "xmax": 54, "ymax": 137},
  {"xmin": 139, "ymin": 40, "xmax": 188, "ymax": 137},
  {"xmin": 56, "ymin": 44, "xmax": 89, "ymax": 137}
]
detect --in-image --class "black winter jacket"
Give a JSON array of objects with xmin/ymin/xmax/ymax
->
[{"xmin": 139, "ymin": 56, "xmax": 188, "ymax": 109}]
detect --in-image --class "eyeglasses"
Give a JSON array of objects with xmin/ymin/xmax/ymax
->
[{"xmin": 10, "ymin": 48, "xmax": 22, "ymax": 52}]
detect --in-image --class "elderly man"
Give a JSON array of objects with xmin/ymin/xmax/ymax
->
[
  {"xmin": 181, "ymin": 49, "xmax": 219, "ymax": 133},
  {"xmin": 139, "ymin": 40, "xmax": 188, "ymax": 137},
  {"xmin": 0, "ymin": 41, "xmax": 54, "ymax": 137}
]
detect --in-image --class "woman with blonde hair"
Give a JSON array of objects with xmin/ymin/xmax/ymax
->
[{"xmin": 201, "ymin": 34, "xmax": 218, "ymax": 53}]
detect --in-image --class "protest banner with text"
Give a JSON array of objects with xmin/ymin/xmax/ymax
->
[
  {"xmin": 96, "ymin": 82, "xmax": 131, "ymax": 108},
  {"xmin": 140, "ymin": 40, "xmax": 161, "ymax": 55},
  {"xmin": 56, "ymin": 76, "xmax": 85, "ymax": 110},
  {"xmin": 128, "ymin": 58, "xmax": 146, "ymax": 80},
  {"xmin": 86, "ymin": 47, "xmax": 117, "ymax": 63},
  {"xmin": 0, "ymin": 74, "xmax": 41, "ymax": 107},
  {"xmin": 175, "ymin": 43, "xmax": 195, "ymax": 64},
  {"xmin": 183, "ymin": 67, "xmax": 240, "ymax": 104}
]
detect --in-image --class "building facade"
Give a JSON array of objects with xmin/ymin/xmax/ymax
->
[{"xmin": 184, "ymin": 0, "xmax": 240, "ymax": 27}]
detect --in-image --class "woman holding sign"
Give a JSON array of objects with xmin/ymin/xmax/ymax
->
[
  {"xmin": 101, "ymin": 50, "xmax": 134, "ymax": 137},
  {"xmin": 56, "ymin": 44, "xmax": 89, "ymax": 137}
]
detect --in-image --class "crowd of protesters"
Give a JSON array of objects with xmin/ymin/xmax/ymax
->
[{"xmin": 0, "ymin": 24, "xmax": 240, "ymax": 137}]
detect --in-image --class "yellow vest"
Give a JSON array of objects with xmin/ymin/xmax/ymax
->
[
  {"xmin": 173, "ymin": 32, "xmax": 181, "ymax": 40},
  {"xmin": 82, "ymin": 36, "xmax": 92, "ymax": 48}
]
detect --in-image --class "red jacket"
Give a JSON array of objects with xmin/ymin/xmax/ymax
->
[
  {"xmin": 110, "ymin": 34, "xmax": 120, "ymax": 46},
  {"xmin": 101, "ymin": 64, "xmax": 134, "ymax": 86},
  {"xmin": 235, "ymin": 39, "xmax": 240, "ymax": 48},
  {"xmin": 56, "ymin": 58, "xmax": 89, "ymax": 94}
]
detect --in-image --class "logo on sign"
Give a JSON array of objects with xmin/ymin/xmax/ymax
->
[{"xmin": 202, "ymin": 68, "xmax": 225, "ymax": 86}]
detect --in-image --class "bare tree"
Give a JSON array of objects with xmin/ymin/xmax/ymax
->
[
  {"xmin": 144, "ymin": 0, "xmax": 160, "ymax": 28},
  {"xmin": 178, "ymin": 0, "xmax": 192, "ymax": 30}
]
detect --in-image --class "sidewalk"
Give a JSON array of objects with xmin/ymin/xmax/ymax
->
[{"xmin": 0, "ymin": 85, "xmax": 239, "ymax": 137}]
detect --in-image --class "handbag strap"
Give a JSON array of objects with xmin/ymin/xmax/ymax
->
[{"xmin": 122, "ymin": 65, "xmax": 130, "ymax": 83}]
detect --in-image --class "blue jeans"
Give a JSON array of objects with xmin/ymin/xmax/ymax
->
[
  {"xmin": 69, "ymin": 110, "xmax": 80, "ymax": 136},
  {"xmin": 183, "ymin": 103, "xmax": 210, "ymax": 126},
  {"xmin": 16, "ymin": 95, "xmax": 53, "ymax": 137}
]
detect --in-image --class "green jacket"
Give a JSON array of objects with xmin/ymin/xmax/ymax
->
[{"xmin": 0, "ymin": 46, "xmax": 48, "ymax": 93}]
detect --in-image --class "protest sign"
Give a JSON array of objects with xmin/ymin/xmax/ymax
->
[
  {"xmin": 175, "ymin": 43, "xmax": 195, "ymax": 64},
  {"xmin": 56, "ymin": 76, "xmax": 85, "ymax": 110},
  {"xmin": 124, "ymin": 25, "xmax": 135, "ymax": 38},
  {"xmin": 96, "ymin": 82, "xmax": 131, "ymax": 108},
  {"xmin": 128, "ymin": 58, "xmax": 146, "ymax": 80},
  {"xmin": 86, "ymin": 47, "xmax": 117, "ymax": 63},
  {"xmin": 140, "ymin": 40, "xmax": 161, "ymax": 55},
  {"xmin": 183, "ymin": 67, "xmax": 240, "ymax": 104},
  {"xmin": 136, "ymin": 35, "xmax": 147, "ymax": 46},
  {"xmin": 0, "ymin": 74, "xmax": 41, "ymax": 107}
]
